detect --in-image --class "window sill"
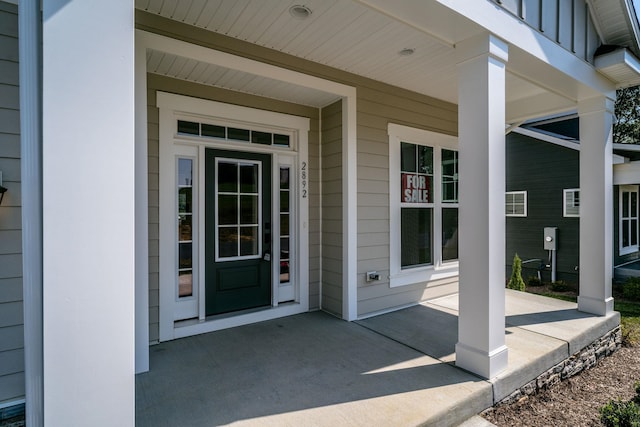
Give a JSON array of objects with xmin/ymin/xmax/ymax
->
[{"xmin": 389, "ymin": 263, "xmax": 459, "ymax": 288}]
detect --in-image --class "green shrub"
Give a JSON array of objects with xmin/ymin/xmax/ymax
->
[
  {"xmin": 507, "ymin": 254, "xmax": 526, "ymax": 291},
  {"xmin": 600, "ymin": 399, "xmax": 640, "ymax": 427},
  {"xmin": 527, "ymin": 276, "xmax": 543, "ymax": 287},
  {"xmin": 623, "ymin": 277, "xmax": 640, "ymax": 301},
  {"xmin": 550, "ymin": 280, "xmax": 575, "ymax": 292},
  {"xmin": 600, "ymin": 383, "xmax": 640, "ymax": 426}
]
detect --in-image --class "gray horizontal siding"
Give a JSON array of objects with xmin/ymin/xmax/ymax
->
[
  {"xmin": 321, "ymin": 100, "xmax": 343, "ymax": 317},
  {"xmin": 505, "ymin": 132, "xmax": 580, "ymax": 284},
  {"xmin": 0, "ymin": 1, "xmax": 22, "ymax": 407}
]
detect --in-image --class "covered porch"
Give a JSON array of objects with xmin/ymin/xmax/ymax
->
[
  {"xmin": 136, "ymin": 290, "xmax": 619, "ymax": 427},
  {"xmin": 19, "ymin": 1, "xmax": 639, "ymax": 425}
]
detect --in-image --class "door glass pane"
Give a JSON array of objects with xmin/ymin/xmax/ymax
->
[
  {"xmin": 280, "ymin": 168, "xmax": 290, "ymax": 189},
  {"xmin": 632, "ymin": 192, "xmax": 638, "ymax": 217},
  {"xmin": 624, "ymin": 192, "xmax": 630, "ymax": 217},
  {"xmin": 219, "ymin": 227, "xmax": 239, "ymax": 258},
  {"xmin": 179, "ymin": 243, "xmax": 192, "ymax": 269},
  {"xmin": 201, "ymin": 124, "xmax": 225, "ymax": 138},
  {"xmin": 401, "ymin": 208, "xmax": 432, "ymax": 267},
  {"xmin": 178, "ymin": 271, "xmax": 193, "ymax": 297},
  {"xmin": 228, "ymin": 128, "xmax": 250, "ymax": 141},
  {"xmin": 177, "ymin": 120, "xmax": 199, "ymax": 135},
  {"xmin": 280, "ymin": 191, "xmax": 289, "ymax": 212},
  {"xmin": 623, "ymin": 220, "xmax": 630, "ymax": 247},
  {"xmin": 280, "ymin": 237, "xmax": 289, "ymax": 260},
  {"xmin": 218, "ymin": 162, "xmax": 238, "ymax": 192},
  {"xmin": 240, "ymin": 226, "xmax": 259, "ymax": 256},
  {"xmin": 240, "ymin": 195, "xmax": 258, "ymax": 224},
  {"xmin": 274, "ymin": 134, "xmax": 290, "ymax": 147},
  {"xmin": 240, "ymin": 164, "xmax": 258, "ymax": 193},
  {"xmin": 218, "ymin": 195, "xmax": 238, "ymax": 225},
  {"xmin": 178, "ymin": 188, "xmax": 192, "ymax": 213},
  {"xmin": 179, "ymin": 214, "xmax": 192, "ymax": 241},
  {"xmin": 442, "ymin": 208, "xmax": 458, "ymax": 261},
  {"xmin": 178, "ymin": 158, "xmax": 193, "ymax": 186},
  {"xmin": 251, "ymin": 131, "xmax": 272, "ymax": 145},
  {"xmin": 633, "ymin": 220, "xmax": 638, "ymax": 246},
  {"xmin": 281, "ymin": 214, "xmax": 289, "ymax": 233},
  {"xmin": 280, "ymin": 261, "xmax": 290, "ymax": 282}
]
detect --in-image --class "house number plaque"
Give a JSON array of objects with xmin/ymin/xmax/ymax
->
[{"xmin": 301, "ymin": 161, "xmax": 307, "ymax": 198}]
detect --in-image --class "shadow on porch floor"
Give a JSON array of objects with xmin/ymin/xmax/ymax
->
[{"xmin": 135, "ymin": 290, "xmax": 619, "ymax": 427}]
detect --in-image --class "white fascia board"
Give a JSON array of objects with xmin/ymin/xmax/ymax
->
[
  {"xmin": 595, "ymin": 48, "xmax": 640, "ymax": 88},
  {"xmin": 614, "ymin": 143, "xmax": 640, "ymax": 152},
  {"xmin": 136, "ymin": 30, "xmax": 355, "ymax": 100},
  {"xmin": 514, "ymin": 127, "xmax": 626, "ymax": 166},
  {"xmin": 511, "ymin": 127, "xmax": 580, "ymax": 151},
  {"xmin": 434, "ymin": 0, "xmax": 615, "ymax": 95},
  {"xmin": 614, "ymin": 160, "xmax": 640, "ymax": 185}
]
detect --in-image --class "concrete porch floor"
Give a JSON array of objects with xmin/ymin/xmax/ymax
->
[{"xmin": 136, "ymin": 290, "xmax": 620, "ymax": 427}]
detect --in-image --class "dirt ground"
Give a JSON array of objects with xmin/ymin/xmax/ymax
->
[
  {"xmin": 482, "ymin": 344, "xmax": 640, "ymax": 426},
  {"xmin": 483, "ymin": 281, "xmax": 640, "ymax": 426}
]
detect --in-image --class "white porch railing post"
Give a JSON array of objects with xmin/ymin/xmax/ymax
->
[
  {"xmin": 578, "ymin": 96, "xmax": 615, "ymax": 316},
  {"xmin": 455, "ymin": 33, "xmax": 509, "ymax": 379}
]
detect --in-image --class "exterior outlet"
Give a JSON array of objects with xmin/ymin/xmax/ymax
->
[{"xmin": 366, "ymin": 271, "xmax": 380, "ymax": 282}]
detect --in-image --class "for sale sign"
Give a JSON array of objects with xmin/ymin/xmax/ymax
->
[{"xmin": 402, "ymin": 173, "xmax": 431, "ymax": 203}]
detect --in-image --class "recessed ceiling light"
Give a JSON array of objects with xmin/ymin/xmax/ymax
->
[
  {"xmin": 289, "ymin": 5, "xmax": 312, "ymax": 19},
  {"xmin": 398, "ymin": 48, "xmax": 415, "ymax": 56}
]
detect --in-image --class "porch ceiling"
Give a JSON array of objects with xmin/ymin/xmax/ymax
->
[
  {"xmin": 136, "ymin": 0, "xmax": 589, "ymax": 122},
  {"xmin": 146, "ymin": 49, "xmax": 341, "ymax": 108}
]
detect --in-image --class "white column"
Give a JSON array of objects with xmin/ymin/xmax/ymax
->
[
  {"xmin": 578, "ymin": 96, "xmax": 615, "ymax": 316},
  {"xmin": 43, "ymin": 1, "xmax": 135, "ymax": 426},
  {"xmin": 19, "ymin": 1, "xmax": 43, "ymax": 425},
  {"xmin": 455, "ymin": 34, "xmax": 509, "ymax": 379}
]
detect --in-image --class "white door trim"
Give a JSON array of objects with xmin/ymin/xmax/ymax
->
[
  {"xmin": 137, "ymin": 29, "xmax": 358, "ymax": 349},
  {"xmin": 158, "ymin": 92, "xmax": 310, "ymax": 340}
]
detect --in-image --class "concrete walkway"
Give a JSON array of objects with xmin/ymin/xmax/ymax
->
[{"xmin": 136, "ymin": 290, "xmax": 619, "ymax": 427}]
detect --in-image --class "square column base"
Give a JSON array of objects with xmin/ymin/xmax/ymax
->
[
  {"xmin": 455, "ymin": 342, "xmax": 508, "ymax": 379},
  {"xmin": 578, "ymin": 295, "xmax": 614, "ymax": 316}
]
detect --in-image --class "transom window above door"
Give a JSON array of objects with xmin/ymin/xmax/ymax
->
[{"xmin": 177, "ymin": 119, "xmax": 291, "ymax": 148}]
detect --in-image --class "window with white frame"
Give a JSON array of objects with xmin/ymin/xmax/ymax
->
[
  {"xmin": 563, "ymin": 189, "xmax": 580, "ymax": 217},
  {"xmin": 389, "ymin": 124, "xmax": 458, "ymax": 288},
  {"xmin": 620, "ymin": 185, "xmax": 639, "ymax": 255},
  {"xmin": 505, "ymin": 191, "xmax": 527, "ymax": 217}
]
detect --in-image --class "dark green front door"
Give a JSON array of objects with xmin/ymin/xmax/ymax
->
[{"xmin": 205, "ymin": 148, "xmax": 272, "ymax": 316}]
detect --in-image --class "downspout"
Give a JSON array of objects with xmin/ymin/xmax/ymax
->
[{"xmin": 19, "ymin": 1, "xmax": 43, "ymax": 426}]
